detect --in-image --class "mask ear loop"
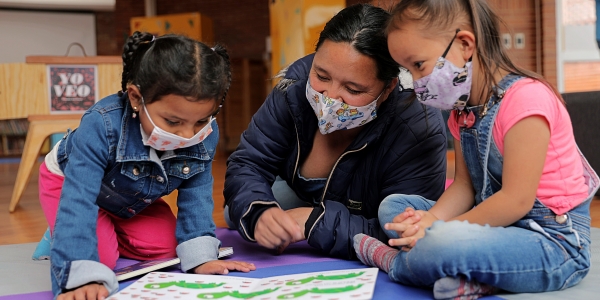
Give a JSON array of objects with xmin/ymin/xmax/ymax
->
[{"xmin": 441, "ymin": 29, "xmax": 461, "ymax": 58}]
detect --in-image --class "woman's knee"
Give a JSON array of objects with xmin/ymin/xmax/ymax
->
[{"xmin": 223, "ymin": 205, "xmax": 236, "ymax": 229}]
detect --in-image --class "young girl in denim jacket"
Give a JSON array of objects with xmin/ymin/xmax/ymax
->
[
  {"xmin": 353, "ymin": 0, "xmax": 599, "ymax": 299},
  {"xmin": 39, "ymin": 32, "xmax": 255, "ymax": 300}
]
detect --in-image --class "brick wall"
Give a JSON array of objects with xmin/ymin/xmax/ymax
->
[
  {"xmin": 97, "ymin": 0, "xmax": 557, "ymax": 78},
  {"xmin": 113, "ymin": 0, "xmax": 147, "ymax": 56},
  {"xmin": 486, "ymin": 0, "xmax": 557, "ymax": 87},
  {"xmin": 95, "ymin": 11, "xmax": 119, "ymax": 55},
  {"xmin": 488, "ymin": 0, "xmax": 538, "ymax": 73},
  {"xmin": 564, "ymin": 61, "xmax": 600, "ymax": 92},
  {"xmin": 540, "ymin": 0, "xmax": 557, "ymax": 88},
  {"xmin": 97, "ymin": 0, "xmax": 370, "ymax": 58},
  {"xmin": 155, "ymin": 0, "xmax": 269, "ymax": 60},
  {"xmin": 96, "ymin": 0, "xmax": 270, "ymax": 60}
]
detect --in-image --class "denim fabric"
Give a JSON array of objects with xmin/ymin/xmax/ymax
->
[
  {"xmin": 378, "ymin": 195, "xmax": 435, "ymax": 239},
  {"xmin": 49, "ymin": 93, "xmax": 220, "ymax": 298},
  {"xmin": 379, "ymin": 74, "xmax": 599, "ymax": 293}
]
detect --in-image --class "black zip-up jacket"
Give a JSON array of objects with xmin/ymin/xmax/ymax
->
[{"xmin": 224, "ymin": 54, "xmax": 447, "ymax": 259}]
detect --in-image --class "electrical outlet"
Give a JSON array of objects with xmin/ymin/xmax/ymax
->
[
  {"xmin": 514, "ymin": 33, "xmax": 525, "ymax": 49},
  {"xmin": 502, "ymin": 33, "xmax": 512, "ymax": 49}
]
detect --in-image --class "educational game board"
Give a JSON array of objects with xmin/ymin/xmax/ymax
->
[{"xmin": 109, "ymin": 267, "xmax": 378, "ymax": 300}]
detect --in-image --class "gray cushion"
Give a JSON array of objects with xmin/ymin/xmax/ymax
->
[{"xmin": 562, "ymin": 91, "xmax": 600, "ymax": 196}]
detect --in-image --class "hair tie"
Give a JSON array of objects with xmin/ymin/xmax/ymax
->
[{"xmin": 142, "ymin": 36, "xmax": 156, "ymax": 45}]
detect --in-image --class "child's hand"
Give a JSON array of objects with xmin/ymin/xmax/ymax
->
[
  {"xmin": 57, "ymin": 283, "xmax": 109, "ymax": 300},
  {"xmin": 193, "ymin": 260, "xmax": 256, "ymax": 275},
  {"xmin": 386, "ymin": 209, "xmax": 438, "ymax": 251},
  {"xmin": 392, "ymin": 207, "xmax": 421, "ymax": 226},
  {"xmin": 384, "ymin": 207, "xmax": 421, "ymax": 238}
]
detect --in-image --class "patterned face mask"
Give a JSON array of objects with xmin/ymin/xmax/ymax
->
[
  {"xmin": 140, "ymin": 99, "xmax": 214, "ymax": 151},
  {"xmin": 305, "ymin": 80, "xmax": 382, "ymax": 135},
  {"xmin": 413, "ymin": 29, "xmax": 473, "ymax": 111}
]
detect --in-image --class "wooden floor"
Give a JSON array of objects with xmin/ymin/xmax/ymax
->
[{"xmin": 1, "ymin": 151, "xmax": 599, "ymax": 245}]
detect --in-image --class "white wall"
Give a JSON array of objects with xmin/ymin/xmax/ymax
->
[
  {"xmin": 563, "ymin": 24, "xmax": 600, "ymax": 61},
  {"xmin": 0, "ymin": 9, "xmax": 96, "ymax": 63}
]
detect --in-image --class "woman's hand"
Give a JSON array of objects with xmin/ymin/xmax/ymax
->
[
  {"xmin": 193, "ymin": 260, "xmax": 256, "ymax": 275},
  {"xmin": 255, "ymin": 207, "xmax": 303, "ymax": 252},
  {"xmin": 285, "ymin": 207, "xmax": 311, "ymax": 238},
  {"xmin": 386, "ymin": 208, "xmax": 438, "ymax": 250},
  {"xmin": 57, "ymin": 283, "xmax": 109, "ymax": 300}
]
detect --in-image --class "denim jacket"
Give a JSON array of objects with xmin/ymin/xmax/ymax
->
[{"xmin": 50, "ymin": 93, "xmax": 220, "ymax": 298}]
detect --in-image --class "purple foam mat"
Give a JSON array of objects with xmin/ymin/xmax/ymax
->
[
  {"xmin": 214, "ymin": 227, "xmax": 338, "ymax": 268},
  {"xmin": 5, "ymin": 262, "xmax": 501, "ymax": 300},
  {"xmin": 0, "ymin": 227, "xmax": 502, "ymax": 300},
  {"xmin": 110, "ymin": 227, "xmax": 337, "ymax": 272}
]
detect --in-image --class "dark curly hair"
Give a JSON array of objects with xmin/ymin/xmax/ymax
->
[{"xmin": 119, "ymin": 31, "xmax": 231, "ymax": 114}]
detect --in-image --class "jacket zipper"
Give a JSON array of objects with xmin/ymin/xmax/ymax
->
[
  {"xmin": 306, "ymin": 142, "xmax": 368, "ymax": 240},
  {"xmin": 290, "ymin": 110, "xmax": 301, "ymax": 185}
]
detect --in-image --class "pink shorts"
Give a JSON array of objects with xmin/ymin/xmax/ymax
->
[{"xmin": 38, "ymin": 162, "xmax": 177, "ymax": 269}]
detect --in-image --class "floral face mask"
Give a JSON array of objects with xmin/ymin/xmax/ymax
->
[
  {"xmin": 413, "ymin": 29, "xmax": 473, "ymax": 111},
  {"xmin": 140, "ymin": 99, "xmax": 214, "ymax": 151},
  {"xmin": 305, "ymin": 80, "xmax": 382, "ymax": 135}
]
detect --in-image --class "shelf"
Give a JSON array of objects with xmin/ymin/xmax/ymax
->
[{"xmin": 0, "ymin": 118, "xmax": 28, "ymax": 157}]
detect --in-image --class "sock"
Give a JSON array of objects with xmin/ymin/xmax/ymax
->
[
  {"xmin": 433, "ymin": 276, "xmax": 498, "ymax": 300},
  {"xmin": 353, "ymin": 233, "xmax": 399, "ymax": 273},
  {"xmin": 32, "ymin": 227, "xmax": 52, "ymax": 260}
]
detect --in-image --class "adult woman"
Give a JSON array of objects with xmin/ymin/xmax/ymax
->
[{"xmin": 224, "ymin": 4, "xmax": 447, "ymax": 259}]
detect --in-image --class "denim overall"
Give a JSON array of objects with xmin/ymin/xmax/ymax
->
[{"xmin": 378, "ymin": 74, "xmax": 599, "ymax": 292}]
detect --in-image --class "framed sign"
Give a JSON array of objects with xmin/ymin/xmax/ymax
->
[{"xmin": 47, "ymin": 65, "xmax": 98, "ymax": 114}]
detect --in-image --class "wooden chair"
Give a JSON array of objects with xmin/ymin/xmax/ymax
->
[
  {"xmin": 2, "ymin": 55, "xmax": 121, "ymax": 212},
  {"xmin": 9, "ymin": 114, "xmax": 81, "ymax": 212}
]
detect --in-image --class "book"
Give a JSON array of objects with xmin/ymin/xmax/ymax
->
[
  {"xmin": 114, "ymin": 247, "xmax": 234, "ymax": 281},
  {"xmin": 108, "ymin": 267, "xmax": 378, "ymax": 300}
]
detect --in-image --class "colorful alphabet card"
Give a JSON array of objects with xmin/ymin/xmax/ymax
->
[{"xmin": 109, "ymin": 267, "xmax": 378, "ymax": 300}]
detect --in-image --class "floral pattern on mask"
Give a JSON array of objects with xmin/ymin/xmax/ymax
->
[{"xmin": 306, "ymin": 80, "xmax": 380, "ymax": 135}]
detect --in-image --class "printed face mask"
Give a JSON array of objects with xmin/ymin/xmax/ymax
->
[
  {"xmin": 140, "ymin": 101, "xmax": 213, "ymax": 151},
  {"xmin": 413, "ymin": 29, "xmax": 472, "ymax": 111},
  {"xmin": 305, "ymin": 80, "xmax": 382, "ymax": 135}
]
